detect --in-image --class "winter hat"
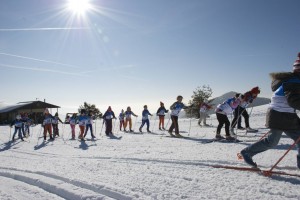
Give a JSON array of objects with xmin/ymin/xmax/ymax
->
[
  {"xmin": 250, "ymin": 87, "xmax": 260, "ymax": 95},
  {"xmin": 108, "ymin": 106, "xmax": 112, "ymax": 111},
  {"xmin": 293, "ymin": 52, "xmax": 300, "ymax": 72},
  {"xmin": 55, "ymin": 112, "xmax": 58, "ymax": 116},
  {"xmin": 144, "ymin": 105, "xmax": 147, "ymax": 108},
  {"xmin": 160, "ymin": 101, "xmax": 164, "ymax": 106},
  {"xmin": 44, "ymin": 108, "xmax": 49, "ymax": 114}
]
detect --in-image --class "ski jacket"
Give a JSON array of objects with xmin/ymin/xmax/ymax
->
[
  {"xmin": 52, "ymin": 116, "xmax": 63, "ymax": 124},
  {"xmin": 103, "ymin": 111, "xmax": 116, "ymax": 120},
  {"xmin": 119, "ymin": 113, "xmax": 125, "ymax": 121},
  {"xmin": 199, "ymin": 103, "xmax": 212, "ymax": 113},
  {"xmin": 10, "ymin": 119, "xmax": 23, "ymax": 128},
  {"xmin": 170, "ymin": 102, "xmax": 188, "ymax": 116},
  {"xmin": 215, "ymin": 97, "xmax": 240, "ymax": 115},
  {"xmin": 78, "ymin": 115, "xmax": 87, "ymax": 126},
  {"xmin": 266, "ymin": 72, "xmax": 300, "ymax": 130},
  {"xmin": 156, "ymin": 106, "xmax": 168, "ymax": 116},
  {"xmin": 125, "ymin": 111, "xmax": 137, "ymax": 119},
  {"xmin": 69, "ymin": 116, "xmax": 77, "ymax": 125},
  {"xmin": 85, "ymin": 116, "xmax": 93, "ymax": 125},
  {"xmin": 142, "ymin": 109, "xmax": 152, "ymax": 120},
  {"xmin": 42, "ymin": 114, "xmax": 54, "ymax": 125}
]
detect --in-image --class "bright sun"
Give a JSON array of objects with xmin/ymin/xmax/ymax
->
[{"xmin": 67, "ymin": 0, "xmax": 92, "ymax": 15}]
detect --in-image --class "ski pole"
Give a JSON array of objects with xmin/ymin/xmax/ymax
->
[
  {"xmin": 152, "ymin": 115, "xmax": 157, "ymax": 132},
  {"xmin": 9, "ymin": 126, "xmax": 12, "ymax": 142},
  {"xmin": 188, "ymin": 108, "xmax": 192, "ymax": 136},
  {"xmin": 100, "ymin": 120, "xmax": 105, "ymax": 136},
  {"xmin": 133, "ymin": 116, "xmax": 138, "ymax": 131},
  {"xmin": 263, "ymin": 136, "xmax": 300, "ymax": 177},
  {"xmin": 36, "ymin": 125, "xmax": 43, "ymax": 146}
]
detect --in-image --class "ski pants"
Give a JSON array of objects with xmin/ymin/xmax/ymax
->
[
  {"xmin": 243, "ymin": 129, "xmax": 300, "ymax": 161},
  {"xmin": 79, "ymin": 125, "xmax": 85, "ymax": 138},
  {"xmin": 70, "ymin": 124, "xmax": 76, "ymax": 138},
  {"xmin": 158, "ymin": 115, "xmax": 165, "ymax": 128},
  {"xmin": 43, "ymin": 124, "xmax": 52, "ymax": 138},
  {"xmin": 124, "ymin": 118, "xmax": 132, "ymax": 130},
  {"xmin": 140, "ymin": 119, "xmax": 150, "ymax": 130},
  {"xmin": 231, "ymin": 106, "xmax": 249, "ymax": 128},
  {"xmin": 12, "ymin": 127, "xmax": 23, "ymax": 139},
  {"xmin": 119, "ymin": 120, "xmax": 125, "ymax": 131},
  {"xmin": 198, "ymin": 111, "xmax": 208, "ymax": 125},
  {"xmin": 105, "ymin": 119, "xmax": 113, "ymax": 135},
  {"xmin": 169, "ymin": 115, "xmax": 179, "ymax": 134},
  {"xmin": 84, "ymin": 124, "xmax": 94, "ymax": 137},
  {"xmin": 52, "ymin": 123, "xmax": 59, "ymax": 136},
  {"xmin": 216, "ymin": 113, "xmax": 230, "ymax": 136}
]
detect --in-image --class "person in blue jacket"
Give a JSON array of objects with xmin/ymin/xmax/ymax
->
[
  {"xmin": 139, "ymin": 105, "xmax": 153, "ymax": 133},
  {"xmin": 84, "ymin": 112, "xmax": 96, "ymax": 139},
  {"xmin": 102, "ymin": 106, "xmax": 116, "ymax": 136},
  {"xmin": 10, "ymin": 114, "xmax": 24, "ymax": 141}
]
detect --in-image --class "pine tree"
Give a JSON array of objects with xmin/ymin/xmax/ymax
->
[
  {"xmin": 187, "ymin": 85, "xmax": 213, "ymax": 118},
  {"xmin": 78, "ymin": 102, "xmax": 102, "ymax": 119}
]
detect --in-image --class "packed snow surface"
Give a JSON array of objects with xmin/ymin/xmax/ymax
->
[{"xmin": 0, "ymin": 105, "xmax": 299, "ymax": 200}]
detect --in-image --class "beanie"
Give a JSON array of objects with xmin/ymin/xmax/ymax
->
[
  {"xmin": 250, "ymin": 87, "xmax": 260, "ymax": 95},
  {"xmin": 293, "ymin": 52, "xmax": 300, "ymax": 72}
]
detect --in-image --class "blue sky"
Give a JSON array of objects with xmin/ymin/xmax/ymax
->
[{"xmin": 0, "ymin": 0, "xmax": 300, "ymax": 115}]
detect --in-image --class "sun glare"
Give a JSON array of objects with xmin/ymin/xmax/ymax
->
[{"xmin": 67, "ymin": 0, "xmax": 92, "ymax": 15}]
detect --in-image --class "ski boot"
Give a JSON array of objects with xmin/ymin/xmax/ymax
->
[{"xmin": 240, "ymin": 150, "xmax": 257, "ymax": 168}]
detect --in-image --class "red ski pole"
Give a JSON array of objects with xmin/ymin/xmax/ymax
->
[{"xmin": 262, "ymin": 135, "xmax": 300, "ymax": 177}]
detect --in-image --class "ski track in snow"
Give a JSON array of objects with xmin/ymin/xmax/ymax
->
[{"xmin": 0, "ymin": 105, "xmax": 300, "ymax": 199}]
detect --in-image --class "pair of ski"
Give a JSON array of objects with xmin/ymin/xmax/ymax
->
[
  {"xmin": 205, "ymin": 137, "xmax": 242, "ymax": 143},
  {"xmin": 211, "ymin": 164, "xmax": 300, "ymax": 178}
]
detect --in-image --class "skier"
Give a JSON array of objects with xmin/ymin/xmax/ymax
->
[
  {"xmin": 230, "ymin": 87, "xmax": 260, "ymax": 134},
  {"xmin": 102, "ymin": 106, "xmax": 117, "ymax": 136},
  {"xmin": 52, "ymin": 112, "xmax": 63, "ymax": 137},
  {"xmin": 41, "ymin": 108, "xmax": 55, "ymax": 141},
  {"xmin": 10, "ymin": 114, "xmax": 24, "ymax": 141},
  {"xmin": 23, "ymin": 113, "xmax": 33, "ymax": 137},
  {"xmin": 198, "ymin": 100, "xmax": 213, "ymax": 126},
  {"xmin": 119, "ymin": 109, "xmax": 125, "ymax": 131},
  {"xmin": 156, "ymin": 102, "xmax": 168, "ymax": 130},
  {"xmin": 124, "ymin": 106, "xmax": 138, "ymax": 132},
  {"xmin": 139, "ymin": 105, "xmax": 153, "ymax": 133},
  {"xmin": 168, "ymin": 95, "xmax": 192, "ymax": 137},
  {"xmin": 240, "ymin": 52, "xmax": 300, "ymax": 169},
  {"xmin": 84, "ymin": 112, "xmax": 96, "ymax": 139},
  {"xmin": 68, "ymin": 113, "xmax": 78, "ymax": 140},
  {"xmin": 78, "ymin": 109, "xmax": 88, "ymax": 140},
  {"xmin": 215, "ymin": 94, "xmax": 241, "ymax": 140}
]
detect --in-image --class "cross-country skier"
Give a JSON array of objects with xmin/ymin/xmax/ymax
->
[
  {"xmin": 168, "ymin": 95, "xmax": 192, "ymax": 137},
  {"xmin": 78, "ymin": 109, "xmax": 88, "ymax": 140},
  {"xmin": 102, "ymin": 106, "xmax": 117, "ymax": 136},
  {"xmin": 84, "ymin": 112, "xmax": 96, "ymax": 139},
  {"xmin": 139, "ymin": 105, "xmax": 153, "ymax": 133},
  {"xmin": 215, "ymin": 94, "xmax": 241, "ymax": 140},
  {"xmin": 124, "ymin": 106, "xmax": 138, "ymax": 132},
  {"xmin": 67, "ymin": 113, "xmax": 78, "ymax": 140},
  {"xmin": 156, "ymin": 102, "xmax": 168, "ymax": 130},
  {"xmin": 41, "ymin": 108, "xmax": 55, "ymax": 141},
  {"xmin": 230, "ymin": 87, "xmax": 260, "ymax": 134},
  {"xmin": 119, "ymin": 109, "xmax": 125, "ymax": 131},
  {"xmin": 52, "ymin": 112, "xmax": 63, "ymax": 137},
  {"xmin": 240, "ymin": 52, "xmax": 300, "ymax": 169},
  {"xmin": 10, "ymin": 114, "xmax": 24, "ymax": 141},
  {"xmin": 198, "ymin": 100, "xmax": 213, "ymax": 127}
]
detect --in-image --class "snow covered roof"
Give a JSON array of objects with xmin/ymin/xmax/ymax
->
[{"xmin": 0, "ymin": 101, "xmax": 60, "ymax": 113}]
